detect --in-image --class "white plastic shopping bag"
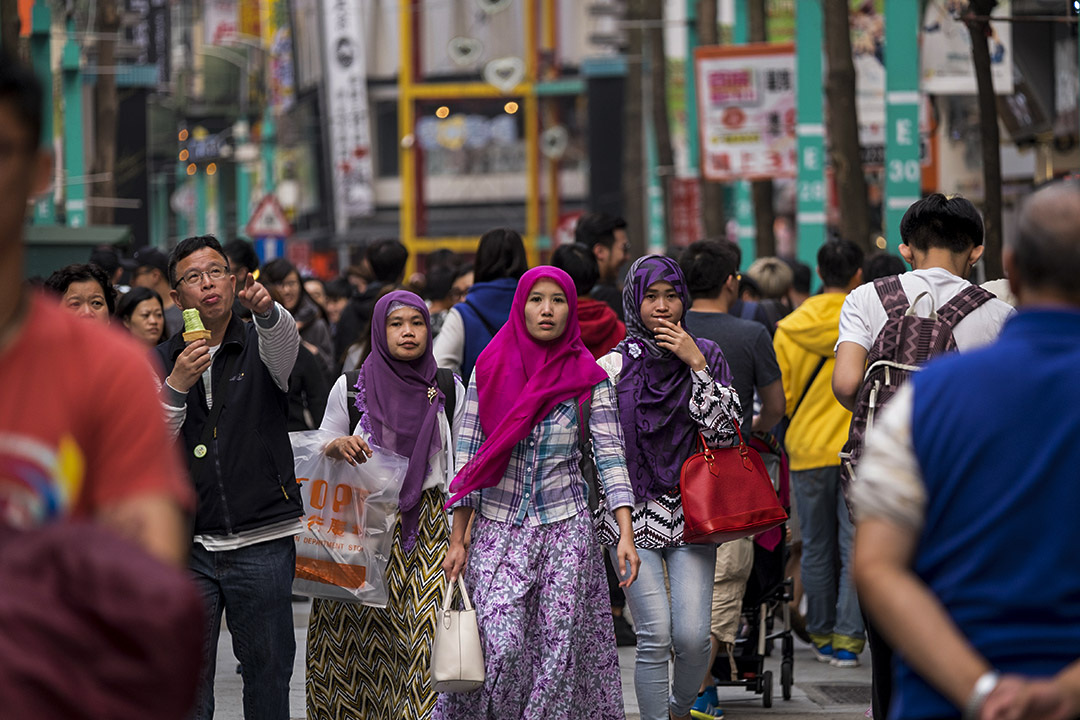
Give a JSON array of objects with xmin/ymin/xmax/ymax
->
[{"xmin": 290, "ymin": 430, "xmax": 407, "ymax": 607}]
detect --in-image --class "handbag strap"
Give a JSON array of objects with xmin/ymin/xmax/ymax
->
[
  {"xmin": 442, "ymin": 576, "xmax": 473, "ymax": 613},
  {"xmin": 698, "ymin": 418, "xmax": 754, "ymax": 471}
]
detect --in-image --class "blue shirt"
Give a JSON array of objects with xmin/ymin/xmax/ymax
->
[{"xmin": 896, "ymin": 309, "xmax": 1080, "ymax": 720}]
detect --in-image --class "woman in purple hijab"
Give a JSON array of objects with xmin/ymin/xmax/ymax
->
[
  {"xmin": 305, "ymin": 290, "xmax": 466, "ymax": 720},
  {"xmin": 594, "ymin": 255, "xmax": 742, "ymax": 720}
]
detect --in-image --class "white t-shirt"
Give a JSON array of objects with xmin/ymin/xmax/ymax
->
[{"xmin": 837, "ymin": 268, "xmax": 1014, "ymax": 352}]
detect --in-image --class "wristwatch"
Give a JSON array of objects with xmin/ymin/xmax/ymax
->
[{"xmin": 962, "ymin": 671, "xmax": 1000, "ymax": 720}]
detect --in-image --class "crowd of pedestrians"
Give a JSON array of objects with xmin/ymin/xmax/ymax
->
[{"xmin": 3, "ymin": 48, "xmax": 1080, "ymax": 720}]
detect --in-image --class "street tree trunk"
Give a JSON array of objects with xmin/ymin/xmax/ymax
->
[
  {"xmin": 90, "ymin": 0, "xmax": 119, "ymax": 226},
  {"xmin": 748, "ymin": 0, "xmax": 776, "ymax": 257},
  {"xmin": 1, "ymin": 0, "xmax": 19, "ymax": 53},
  {"xmin": 647, "ymin": 0, "xmax": 674, "ymax": 251},
  {"xmin": 697, "ymin": 0, "xmax": 726, "ymax": 240},
  {"xmin": 823, "ymin": 0, "xmax": 872, "ymax": 252},
  {"xmin": 965, "ymin": 0, "xmax": 1004, "ymax": 279},
  {"xmin": 623, "ymin": 0, "xmax": 647, "ymax": 259}
]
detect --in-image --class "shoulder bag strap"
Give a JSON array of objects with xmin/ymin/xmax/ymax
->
[
  {"xmin": 462, "ymin": 300, "xmax": 499, "ymax": 338},
  {"xmin": 874, "ymin": 275, "xmax": 910, "ymax": 319},
  {"xmin": 436, "ymin": 368, "xmax": 457, "ymax": 424},
  {"xmin": 344, "ymin": 369, "xmax": 362, "ymax": 432},
  {"xmin": 790, "ymin": 355, "xmax": 827, "ymax": 423},
  {"xmin": 935, "ymin": 284, "xmax": 995, "ymax": 330}
]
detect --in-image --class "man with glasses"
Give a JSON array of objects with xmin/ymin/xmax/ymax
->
[{"xmin": 155, "ymin": 234, "xmax": 303, "ymax": 720}]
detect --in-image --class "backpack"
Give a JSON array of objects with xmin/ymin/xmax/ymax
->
[
  {"xmin": 343, "ymin": 367, "xmax": 458, "ymax": 434},
  {"xmin": 839, "ymin": 275, "xmax": 993, "ymax": 497}
]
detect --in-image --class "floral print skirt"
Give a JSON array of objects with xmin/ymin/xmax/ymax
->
[{"xmin": 433, "ymin": 513, "xmax": 625, "ymax": 720}]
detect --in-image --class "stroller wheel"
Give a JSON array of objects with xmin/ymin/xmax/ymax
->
[
  {"xmin": 762, "ymin": 670, "xmax": 773, "ymax": 708},
  {"xmin": 781, "ymin": 658, "xmax": 793, "ymax": 700}
]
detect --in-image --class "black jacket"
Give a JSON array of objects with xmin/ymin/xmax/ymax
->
[{"xmin": 156, "ymin": 313, "xmax": 304, "ymax": 535}]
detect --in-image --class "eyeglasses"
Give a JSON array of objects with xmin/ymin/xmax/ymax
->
[
  {"xmin": 175, "ymin": 264, "xmax": 229, "ymax": 288},
  {"xmin": 273, "ymin": 279, "xmax": 300, "ymax": 290}
]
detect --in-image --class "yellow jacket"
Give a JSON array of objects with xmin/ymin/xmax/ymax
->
[{"xmin": 773, "ymin": 293, "xmax": 852, "ymax": 471}]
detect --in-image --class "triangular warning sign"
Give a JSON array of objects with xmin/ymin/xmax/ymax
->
[{"xmin": 245, "ymin": 194, "xmax": 293, "ymax": 238}]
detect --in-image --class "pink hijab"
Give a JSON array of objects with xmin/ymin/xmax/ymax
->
[{"xmin": 446, "ymin": 266, "xmax": 608, "ymax": 505}]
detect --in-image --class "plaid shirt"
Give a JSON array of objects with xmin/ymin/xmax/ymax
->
[{"xmin": 450, "ymin": 379, "xmax": 635, "ymax": 526}]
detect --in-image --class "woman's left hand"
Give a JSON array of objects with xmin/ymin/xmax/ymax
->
[
  {"xmin": 653, "ymin": 318, "xmax": 707, "ymax": 372},
  {"xmin": 615, "ymin": 536, "xmax": 641, "ymax": 588}
]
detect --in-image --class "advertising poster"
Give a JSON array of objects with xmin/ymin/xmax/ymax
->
[
  {"xmin": 321, "ymin": 0, "xmax": 376, "ymax": 229},
  {"xmin": 921, "ymin": 0, "xmax": 1013, "ymax": 95},
  {"xmin": 694, "ymin": 43, "xmax": 797, "ymax": 182}
]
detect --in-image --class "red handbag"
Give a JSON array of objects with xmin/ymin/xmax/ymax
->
[{"xmin": 681, "ymin": 424, "xmax": 788, "ymax": 544}]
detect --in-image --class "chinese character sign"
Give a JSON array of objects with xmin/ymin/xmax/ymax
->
[{"xmin": 695, "ymin": 43, "xmax": 797, "ymax": 182}]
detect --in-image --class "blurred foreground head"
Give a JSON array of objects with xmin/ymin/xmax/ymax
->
[{"xmin": 1009, "ymin": 182, "xmax": 1080, "ymax": 308}]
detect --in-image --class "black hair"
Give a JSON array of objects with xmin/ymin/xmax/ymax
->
[
  {"xmin": 426, "ymin": 248, "xmax": 457, "ymax": 271},
  {"xmin": 863, "ymin": 252, "xmax": 907, "ymax": 283},
  {"xmin": 424, "ymin": 263, "xmax": 457, "ymax": 302},
  {"xmin": 365, "ymin": 239, "xmax": 409, "ymax": 284},
  {"xmin": 551, "ymin": 243, "xmax": 600, "ymax": 297},
  {"xmin": 899, "ymin": 194, "xmax": 984, "ymax": 253},
  {"xmin": 678, "ymin": 240, "xmax": 740, "ymax": 301},
  {"xmin": 782, "ymin": 257, "xmax": 812, "ymax": 294},
  {"xmin": 222, "ymin": 238, "xmax": 259, "ymax": 274},
  {"xmin": 474, "ymin": 227, "xmax": 528, "ymax": 283},
  {"xmin": 169, "ymin": 235, "xmax": 229, "ymax": 287},
  {"xmin": 261, "ymin": 257, "xmax": 311, "ymax": 313},
  {"xmin": 116, "ymin": 286, "xmax": 166, "ymax": 344},
  {"xmin": 574, "ymin": 212, "xmax": 627, "ymax": 250},
  {"xmin": 817, "ymin": 239, "xmax": 865, "ymax": 288},
  {"xmin": 45, "ymin": 263, "xmax": 117, "ymax": 315},
  {"xmin": 325, "ymin": 277, "xmax": 353, "ymax": 301},
  {"xmin": 0, "ymin": 50, "xmax": 43, "ymax": 147}
]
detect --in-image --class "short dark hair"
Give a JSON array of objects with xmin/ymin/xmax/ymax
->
[
  {"xmin": 365, "ymin": 239, "xmax": 409, "ymax": 284},
  {"xmin": 900, "ymin": 194, "xmax": 984, "ymax": 253},
  {"xmin": 817, "ymin": 239, "xmax": 865, "ymax": 288},
  {"xmin": 324, "ymin": 277, "xmax": 353, "ymax": 301},
  {"xmin": 474, "ymin": 227, "xmax": 528, "ymax": 283},
  {"xmin": 863, "ymin": 252, "xmax": 907, "ymax": 283},
  {"xmin": 678, "ymin": 240, "xmax": 740, "ymax": 301},
  {"xmin": 424, "ymin": 263, "xmax": 457, "ymax": 302},
  {"xmin": 44, "ymin": 263, "xmax": 117, "ymax": 315},
  {"xmin": 782, "ymin": 258, "xmax": 812, "ymax": 294},
  {"xmin": 574, "ymin": 212, "xmax": 627, "ymax": 251},
  {"xmin": 169, "ymin": 235, "xmax": 229, "ymax": 287},
  {"xmin": 551, "ymin": 243, "xmax": 600, "ymax": 297},
  {"xmin": 222, "ymin": 238, "xmax": 259, "ymax": 274},
  {"xmin": 0, "ymin": 50, "xmax": 44, "ymax": 147}
]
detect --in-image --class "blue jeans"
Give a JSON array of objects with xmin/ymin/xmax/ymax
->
[
  {"xmin": 189, "ymin": 536, "xmax": 296, "ymax": 720},
  {"xmin": 616, "ymin": 543, "xmax": 716, "ymax": 720},
  {"xmin": 791, "ymin": 466, "xmax": 864, "ymax": 650}
]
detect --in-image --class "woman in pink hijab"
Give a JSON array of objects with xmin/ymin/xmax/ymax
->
[{"xmin": 436, "ymin": 266, "xmax": 640, "ymax": 720}]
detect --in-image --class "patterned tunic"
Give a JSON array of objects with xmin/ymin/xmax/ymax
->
[{"xmin": 593, "ymin": 351, "xmax": 742, "ymax": 549}]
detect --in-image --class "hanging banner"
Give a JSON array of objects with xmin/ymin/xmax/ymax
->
[
  {"xmin": 694, "ymin": 43, "xmax": 797, "ymax": 182},
  {"xmin": 263, "ymin": 0, "xmax": 296, "ymax": 113},
  {"xmin": 205, "ymin": 0, "xmax": 238, "ymax": 46},
  {"xmin": 321, "ymin": 0, "xmax": 376, "ymax": 230},
  {"xmin": 921, "ymin": 0, "xmax": 1013, "ymax": 95}
]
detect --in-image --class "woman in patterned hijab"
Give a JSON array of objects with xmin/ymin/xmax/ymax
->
[{"xmin": 594, "ymin": 254, "xmax": 743, "ymax": 720}]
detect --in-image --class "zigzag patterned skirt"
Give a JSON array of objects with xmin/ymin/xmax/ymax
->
[{"xmin": 306, "ymin": 487, "xmax": 449, "ymax": 720}]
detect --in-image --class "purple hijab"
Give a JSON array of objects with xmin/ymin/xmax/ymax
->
[
  {"xmin": 616, "ymin": 255, "xmax": 730, "ymax": 502},
  {"xmin": 357, "ymin": 291, "xmax": 444, "ymax": 551}
]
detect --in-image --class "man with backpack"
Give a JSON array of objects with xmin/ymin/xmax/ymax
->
[
  {"xmin": 833, "ymin": 194, "xmax": 1013, "ymax": 719},
  {"xmin": 851, "ymin": 182, "xmax": 1080, "ymax": 720},
  {"xmin": 773, "ymin": 239, "xmax": 866, "ymax": 669}
]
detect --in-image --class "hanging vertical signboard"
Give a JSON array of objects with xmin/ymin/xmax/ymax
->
[
  {"xmin": 694, "ymin": 43, "xmax": 797, "ymax": 182},
  {"xmin": 320, "ymin": 0, "xmax": 376, "ymax": 231}
]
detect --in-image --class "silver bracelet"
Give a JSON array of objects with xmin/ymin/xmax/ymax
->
[{"xmin": 962, "ymin": 670, "xmax": 1000, "ymax": 720}]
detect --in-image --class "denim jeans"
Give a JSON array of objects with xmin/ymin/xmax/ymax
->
[
  {"xmin": 790, "ymin": 466, "xmax": 864, "ymax": 650},
  {"xmin": 616, "ymin": 543, "xmax": 716, "ymax": 720},
  {"xmin": 189, "ymin": 536, "xmax": 297, "ymax": 720}
]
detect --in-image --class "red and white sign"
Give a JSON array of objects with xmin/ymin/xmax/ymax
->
[
  {"xmin": 694, "ymin": 43, "xmax": 797, "ymax": 182},
  {"xmin": 245, "ymin": 194, "xmax": 293, "ymax": 239}
]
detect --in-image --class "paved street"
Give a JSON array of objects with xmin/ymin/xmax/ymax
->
[{"xmin": 211, "ymin": 600, "xmax": 872, "ymax": 720}]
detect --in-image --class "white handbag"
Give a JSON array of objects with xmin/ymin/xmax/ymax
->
[{"xmin": 429, "ymin": 576, "xmax": 485, "ymax": 693}]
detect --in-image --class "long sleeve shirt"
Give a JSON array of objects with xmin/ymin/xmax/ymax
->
[{"xmin": 449, "ymin": 378, "xmax": 635, "ymax": 526}]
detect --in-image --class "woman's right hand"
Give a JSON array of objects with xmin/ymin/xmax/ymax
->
[
  {"xmin": 443, "ymin": 539, "xmax": 468, "ymax": 582},
  {"xmin": 324, "ymin": 435, "xmax": 373, "ymax": 465}
]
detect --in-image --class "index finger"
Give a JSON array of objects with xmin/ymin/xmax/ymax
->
[{"xmin": 244, "ymin": 274, "xmax": 255, "ymax": 291}]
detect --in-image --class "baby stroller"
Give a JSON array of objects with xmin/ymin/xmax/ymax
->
[{"xmin": 710, "ymin": 433, "xmax": 794, "ymax": 708}]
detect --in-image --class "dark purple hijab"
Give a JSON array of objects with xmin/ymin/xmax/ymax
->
[
  {"xmin": 616, "ymin": 255, "xmax": 730, "ymax": 502},
  {"xmin": 356, "ymin": 291, "xmax": 444, "ymax": 551}
]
